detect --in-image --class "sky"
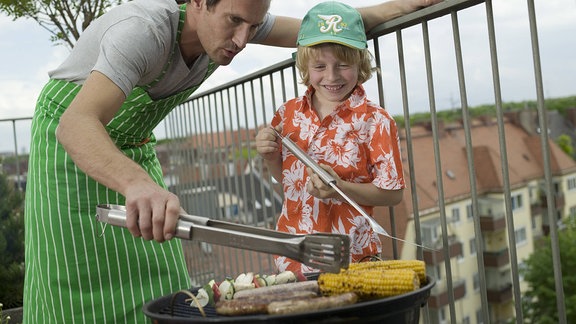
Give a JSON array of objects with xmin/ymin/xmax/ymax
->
[{"xmin": 0, "ymin": 0, "xmax": 575, "ymax": 154}]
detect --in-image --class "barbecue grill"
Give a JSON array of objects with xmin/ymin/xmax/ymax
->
[{"xmin": 143, "ymin": 275, "xmax": 435, "ymax": 324}]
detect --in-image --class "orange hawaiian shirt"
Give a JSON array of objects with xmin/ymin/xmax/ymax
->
[{"xmin": 270, "ymin": 85, "xmax": 405, "ymax": 273}]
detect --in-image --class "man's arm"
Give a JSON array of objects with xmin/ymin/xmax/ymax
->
[
  {"xmin": 358, "ymin": 0, "xmax": 444, "ymax": 32},
  {"xmin": 261, "ymin": 0, "xmax": 443, "ymax": 47},
  {"xmin": 56, "ymin": 71, "xmax": 181, "ymax": 242}
]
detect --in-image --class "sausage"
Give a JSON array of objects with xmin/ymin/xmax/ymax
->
[
  {"xmin": 215, "ymin": 290, "xmax": 318, "ymax": 316},
  {"xmin": 232, "ymin": 280, "xmax": 319, "ymax": 299},
  {"xmin": 215, "ymin": 299, "xmax": 269, "ymax": 316},
  {"xmin": 267, "ymin": 292, "xmax": 359, "ymax": 315},
  {"xmin": 234, "ymin": 290, "xmax": 318, "ymax": 302}
]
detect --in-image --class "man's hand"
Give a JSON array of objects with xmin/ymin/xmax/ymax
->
[{"xmin": 124, "ymin": 182, "xmax": 181, "ymax": 243}]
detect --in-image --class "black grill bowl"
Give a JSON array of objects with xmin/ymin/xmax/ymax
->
[{"xmin": 143, "ymin": 276, "xmax": 435, "ymax": 324}]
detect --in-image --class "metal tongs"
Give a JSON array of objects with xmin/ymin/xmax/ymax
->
[
  {"xmin": 273, "ymin": 128, "xmax": 437, "ymax": 251},
  {"xmin": 96, "ymin": 204, "xmax": 350, "ymax": 273}
]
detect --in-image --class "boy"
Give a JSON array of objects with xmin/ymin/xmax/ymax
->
[{"xmin": 256, "ymin": 1, "xmax": 405, "ymax": 273}]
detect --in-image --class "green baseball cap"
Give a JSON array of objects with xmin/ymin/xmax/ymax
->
[{"xmin": 297, "ymin": 1, "xmax": 367, "ymax": 49}]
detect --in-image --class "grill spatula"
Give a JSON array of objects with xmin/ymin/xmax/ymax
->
[{"xmin": 96, "ymin": 204, "xmax": 350, "ymax": 273}]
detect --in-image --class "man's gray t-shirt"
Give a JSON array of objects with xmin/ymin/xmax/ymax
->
[{"xmin": 49, "ymin": 0, "xmax": 275, "ymax": 100}]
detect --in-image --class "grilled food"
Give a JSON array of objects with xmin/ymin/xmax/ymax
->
[{"xmin": 318, "ymin": 259, "xmax": 425, "ymax": 300}]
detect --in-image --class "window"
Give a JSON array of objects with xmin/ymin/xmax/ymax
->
[
  {"xmin": 518, "ymin": 261, "xmax": 527, "ymax": 280},
  {"xmin": 427, "ymin": 265, "xmax": 442, "ymax": 281},
  {"xmin": 440, "ymin": 308, "xmax": 446, "ymax": 324},
  {"xmin": 515, "ymin": 227, "xmax": 527, "ymax": 245},
  {"xmin": 466, "ymin": 203, "xmax": 473, "ymax": 220},
  {"xmin": 511, "ymin": 193, "xmax": 524, "ymax": 211},
  {"xmin": 421, "ymin": 223, "xmax": 439, "ymax": 246},
  {"xmin": 476, "ymin": 309, "xmax": 485, "ymax": 324},
  {"xmin": 469, "ymin": 238, "xmax": 477, "ymax": 255},
  {"xmin": 568, "ymin": 176, "xmax": 576, "ymax": 191},
  {"xmin": 473, "ymin": 273, "xmax": 480, "ymax": 291},
  {"xmin": 570, "ymin": 206, "xmax": 576, "ymax": 222},
  {"xmin": 451, "ymin": 207, "xmax": 461, "ymax": 224}
]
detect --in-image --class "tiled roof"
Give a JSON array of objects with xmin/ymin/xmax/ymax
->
[{"xmin": 374, "ymin": 115, "xmax": 576, "ymax": 251}]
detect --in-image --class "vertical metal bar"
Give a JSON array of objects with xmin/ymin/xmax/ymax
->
[
  {"xmin": 230, "ymin": 86, "xmax": 248, "ymax": 274},
  {"xmin": 214, "ymin": 85, "xmax": 228, "ymax": 221},
  {"xmin": 218, "ymin": 90, "xmax": 233, "ymax": 222},
  {"xmin": 247, "ymin": 79, "xmax": 266, "ymax": 272},
  {"xmin": 291, "ymin": 64, "xmax": 300, "ymax": 99},
  {"xmin": 267, "ymin": 73, "xmax": 282, "ymax": 228},
  {"xmin": 11, "ymin": 120, "xmax": 22, "ymax": 191},
  {"xmin": 394, "ymin": 31, "xmax": 425, "ymax": 263},
  {"xmin": 392, "ymin": 27, "xmax": 432, "ymax": 323},
  {"xmin": 526, "ymin": 0, "xmax": 567, "ymax": 322},
  {"xmin": 371, "ymin": 38, "xmax": 399, "ymax": 259},
  {"xmin": 204, "ymin": 94, "xmax": 217, "ymax": 204},
  {"xmin": 199, "ymin": 95, "xmax": 211, "ymax": 190},
  {"xmin": 483, "ymin": 1, "xmax": 523, "ymax": 322},
  {"xmin": 450, "ymin": 10, "xmax": 490, "ymax": 323},
  {"xmin": 422, "ymin": 20, "xmax": 457, "ymax": 323}
]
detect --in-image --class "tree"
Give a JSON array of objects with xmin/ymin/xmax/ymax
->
[
  {"xmin": 556, "ymin": 134, "xmax": 575, "ymax": 159},
  {"xmin": 520, "ymin": 218, "xmax": 576, "ymax": 323},
  {"xmin": 0, "ymin": 0, "xmax": 126, "ymax": 48},
  {"xmin": 0, "ymin": 172, "xmax": 25, "ymax": 309}
]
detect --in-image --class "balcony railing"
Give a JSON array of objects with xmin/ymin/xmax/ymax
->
[{"xmin": 1, "ymin": 0, "xmax": 570, "ymax": 323}]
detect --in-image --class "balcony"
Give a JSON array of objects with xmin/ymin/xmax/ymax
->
[
  {"xmin": 540, "ymin": 192, "xmax": 565, "ymax": 210},
  {"xmin": 423, "ymin": 239, "xmax": 463, "ymax": 265},
  {"xmin": 480, "ymin": 214, "xmax": 507, "ymax": 232},
  {"xmin": 428, "ymin": 279, "xmax": 467, "ymax": 309},
  {"xmin": 483, "ymin": 248, "xmax": 510, "ymax": 268},
  {"xmin": 487, "ymin": 283, "xmax": 513, "ymax": 304}
]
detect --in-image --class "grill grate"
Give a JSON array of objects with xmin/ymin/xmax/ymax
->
[
  {"xmin": 159, "ymin": 291, "xmax": 219, "ymax": 318},
  {"xmin": 143, "ymin": 277, "xmax": 436, "ymax": 324}
]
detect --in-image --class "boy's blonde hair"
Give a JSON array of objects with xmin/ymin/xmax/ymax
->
[{"xmin": 295, "ymin": 43, "xmax": 374, "ymax": 86}]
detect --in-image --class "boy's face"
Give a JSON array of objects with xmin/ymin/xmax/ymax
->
[{"xmin": 308, "ymin": 46, "xmax": 359, "ymax": 106}]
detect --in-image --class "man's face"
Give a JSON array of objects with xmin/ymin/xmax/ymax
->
[{"xmin": 196, "ymin": 0, "xmax": 270, "ymax": 66}]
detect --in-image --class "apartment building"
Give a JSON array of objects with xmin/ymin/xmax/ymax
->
[{"xmin": 373, "ymin": 114, "xmax": 576, "ymax": 323}]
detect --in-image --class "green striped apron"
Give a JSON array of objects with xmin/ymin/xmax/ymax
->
[{"xmin": 23, "ymin": 5, "xmax": 216, "ymax": 323}]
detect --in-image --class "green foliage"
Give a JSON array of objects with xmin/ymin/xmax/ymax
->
[
  {"xmin": 520, "ymin": 218, "xmax": 576, "ymax": 323},
  {"xmin": 556, "ymin": 134, "xmax": 574, "ymax": 158},
  {"xmin": 0, "ymin": 0, "xmax": 127, "ymax": 48},
  {"xmin": 0, "ymin": 172, "xmax": 25, "ymax": 309},
  {"xmin": 393, "ymin": 96, "xmax": 576, "ymax": 127}
]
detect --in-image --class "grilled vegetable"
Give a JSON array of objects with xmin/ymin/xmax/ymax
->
[
  {"xmin": 234, "ymin": 272, "xmax": 256, "ymax": 292},
  {"xmin": 275, "ymin": 270, "xmax": 297, "ymax": 284},
  {"xmin": 347, "ymin": 259, "xmax": 426, "ymax": 285},
  {"xmin": 318, "ymin": 268, "xmax": 420, "ymax": 300},
  {"xmin": 192, "ymin": 288, "xmax": 210, "ymax": 307},
  {"xmin": 254, "ymin": 274, "xmax": 267, "ymax": 287},
  {"xmin": 218, "ymin": 278, "xmax": 235, "ymax": 300}
]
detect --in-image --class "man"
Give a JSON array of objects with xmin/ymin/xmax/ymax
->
[{"xmin": 24, "ymin": 0, "xmax": 442, "ymax": 322}]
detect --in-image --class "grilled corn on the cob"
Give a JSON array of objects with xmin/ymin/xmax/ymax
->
[
  {"xmin": 347, "ymin": 259, "xmax": 426, "ymax": 284},
  {"xmin": 318, "ymin": 268, "xmax": 419, "ymax": 299}
]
